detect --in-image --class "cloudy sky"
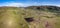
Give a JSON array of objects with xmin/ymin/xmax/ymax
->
[{"xmin": 0, "ymin": 0, "xmax": 60, "ymax": 7}]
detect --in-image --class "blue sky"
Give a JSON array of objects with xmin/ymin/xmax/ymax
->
[{"xmin": 0, "ymin": 0, "xmax": 60, "ymax": 7}]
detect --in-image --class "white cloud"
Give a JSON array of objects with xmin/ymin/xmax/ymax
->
[
  {"xmin": 0, "ymin": 2, "xmax": 40, "ymax": 7},
  {"xmin": 40, "ymin": 3, "xmax": 60, "ymax": 7},
  {"xmin": 0, "ymin": 2, "xmax": 30, "ymax": 7},
  {"xmin": 0, "ymin": 2, "xmax": 60, "ymax": 7},
  {"xmin": 5, "ymin": 2, "xmax": 24, "ymax": 7}
]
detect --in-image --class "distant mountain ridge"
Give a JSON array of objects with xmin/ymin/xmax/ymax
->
[
  {"xmin": 0, "ymin": 6, "xmax": 60, "ymax": 13},
  {"xmin": 25, "ymin": 6, "xmax": 60, "ymax": 13}
]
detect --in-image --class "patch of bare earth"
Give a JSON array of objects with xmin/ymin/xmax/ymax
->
[{"xmin": 27, "ymin": 11, "xmax": 57, "ymax": 28}]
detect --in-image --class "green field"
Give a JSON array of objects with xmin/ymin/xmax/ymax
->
[{"xmin": 0, "ymin": 7, "xmax": 60, "ymax": 28}]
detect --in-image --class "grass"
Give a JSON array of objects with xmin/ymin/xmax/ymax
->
[{"xmin": 0, "ymin": 7, "xmax": 60, "ymax": 28}]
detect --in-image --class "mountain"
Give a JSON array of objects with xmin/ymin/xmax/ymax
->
[
  {"xmin": 26, "ymin": 6, "xmax": 60, "ymax": 12},
  {"xmin": 25, "ymin": 6, "xmax": 60, "ymax": 16}
]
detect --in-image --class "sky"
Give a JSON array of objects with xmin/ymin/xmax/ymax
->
[{"xmin": 0, "ymin": 0, "xmax": 60, "ymax": 7}]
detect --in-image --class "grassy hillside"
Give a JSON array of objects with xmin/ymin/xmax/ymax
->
[{"xmin": 0, "ymin": 6, "xmax": 60, "ymax": 28}]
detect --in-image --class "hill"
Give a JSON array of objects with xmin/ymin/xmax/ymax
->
[{"xmin": 0, "ymin": 6, "xmax": 60, "ymax": 28}]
